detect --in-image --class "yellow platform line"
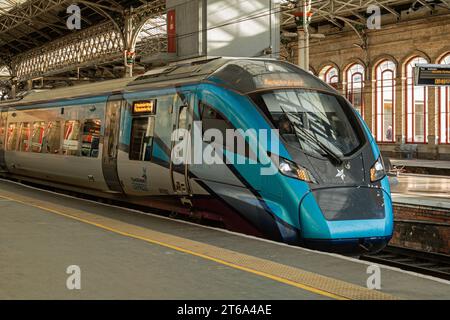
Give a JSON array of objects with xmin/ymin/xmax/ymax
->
[{"xmin": 0, "ymin": 190, "xmax": 397, "ymax": 300}]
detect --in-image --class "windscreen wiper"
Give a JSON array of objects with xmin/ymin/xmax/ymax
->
[{"xmin": 280, "ymin": 108, "xmax": 343, "ymax": 165}]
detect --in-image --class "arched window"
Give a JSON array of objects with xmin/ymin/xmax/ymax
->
[
  {"xmin": 375, "ymin": 60, "xmax": 396, "ymax": 143},
  {"xmin": 346, "ymin": 64, "xmax": 365, "ymax": 117},
  {"xmin": 439, "ymin": 54, "xmax": 450, "ymax": 144},
  {"xmin": 319, "ymin": 65, "xmax": 339, "ymax": 88},
  {"xmin": 406, "ymin": 57, "xmax": 428, "ymax": 144}
]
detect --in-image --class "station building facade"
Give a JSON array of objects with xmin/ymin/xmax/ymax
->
[{"xmin": 283, "ymin": 10, "xmax": 450, "ymax": 160}]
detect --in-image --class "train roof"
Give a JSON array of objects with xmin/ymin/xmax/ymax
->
[
  {"xmin": 128, "ymin": 57, "xmax": 335, "ymax": 94},
  {"xmin": 0, "ymin": 57, "xmax": 336, "ymax": 108},
  {"xmin": 0, "ymin": 77, "xmax": 134, "ymax": 108}
]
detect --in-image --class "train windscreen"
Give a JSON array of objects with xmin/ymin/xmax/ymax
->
[{"xmin": 252, "ymin": 89, "xmax": 363, "ymax": 158}]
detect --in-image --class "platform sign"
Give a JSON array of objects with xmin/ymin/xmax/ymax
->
[{"xmin": 415, "ymin": 64, "xmax": 450, "ymax": 86}]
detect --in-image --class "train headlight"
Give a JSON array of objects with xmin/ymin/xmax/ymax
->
[
  {"xmin": 279, "ymin": 158, "xmax": 317, "ymax": 183},
  {"xmin": 370, "ymin": 156, "xmax": 386, "ymax": 182}
]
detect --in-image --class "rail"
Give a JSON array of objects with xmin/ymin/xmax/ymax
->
[{"xmin": 361, "ymin": 245, "xmax": 450, "ymax": 280}]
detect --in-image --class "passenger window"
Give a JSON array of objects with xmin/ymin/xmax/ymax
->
[
  {"xmin": 31, "ymin": 122, "xmax": 46, "ymax": 153},
  {"xmin": 44, "ymin": 121, "xmax": 62, "ymax": 154},
  {"xmin": 7, "ymin": 123, "xmax": 19, "ymax": 151},
  {"xmin": 18, "ymin": 122, "xmax": 31, "ymax": 152},
  {"xmin": 129, "ymin": 117, "xmax": 155, "ymax": 161},
  {"xmin": 81, "ymin": 119, "xmax": 101, "ymax": 158},
  {"xmin": 0, "ymin": 114, "xmax": 5, "ymax": 149},
  {"xmin": 63, "ymin": 120, "xmax": 81, "ymax": 156}
]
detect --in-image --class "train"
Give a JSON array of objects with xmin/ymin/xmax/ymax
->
[{"xmin": 0, "ymin": 57, "xmax": 393, "ymax": 254}]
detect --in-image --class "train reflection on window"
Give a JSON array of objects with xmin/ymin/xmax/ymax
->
[
  {"xmin": 43, "ymin": 121, "xmax": 62, "ymax": 154},
  {"xmin": 18, "ymin": 122, "xmax": 31, "ymax": 152},
  {"xmin": 63, "ymin": 120, "xmax": 81, "ymax": 156},
  {"xmin": 129, "ymin": 116, "xmax": 155, "ymax": 161},
  {"xmin": 31, "ymin": 122, "xmax": 46, "ymax": 153},
  {"xmin": 81, "ymin": 119, "xmax": 101, "ymax": 158},
  {"xmin": 7, "ymin": 119, "xmax": 102, "ymax": 157},
  {"xmin": 7, "ymin": 123, "xmax": 18, "ymax": 151}
]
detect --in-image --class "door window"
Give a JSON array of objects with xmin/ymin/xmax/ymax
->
[{"xmin": 129, "ymin": 116, "xmax": 155, "ymax": 161}]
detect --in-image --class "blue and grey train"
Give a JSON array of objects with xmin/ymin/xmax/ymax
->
[{"xmin": 0, "ymin": 58, "xmax": 393, "ymax": 253}]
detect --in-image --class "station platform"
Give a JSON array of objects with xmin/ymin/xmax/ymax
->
[
  {"xmin": 391, "ymin": 173, "xmax": 450, "ymax": 209},
  {"xmin": 0, "ymin": 179, "xmax": 449, "ymax": 300}
]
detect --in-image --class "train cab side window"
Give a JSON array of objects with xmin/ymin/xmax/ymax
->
[
  {"xmin": 81, "ymin": 119, "xmax": 101, "ymax": 158},
  {"xmin": 129, "ymin": 117, "xmax": 155, "ymax": 161},
  {"xmin": 18, "ymin": 122, "xmax": 31, "ymax": 152},
  {"xmin": 7, "ymin": 123, "xmax": 19, "ymax": 151},
  {"xmin": 199, "ymin": 102, "xmax": 253, "ymax": 159},
  {"xmin": 43, "ymin": 121, "xmax": 62, "ymax": 154},
  {"xmin": 63, "ymin": 120, "xmax": 81, "ymax": 156},
  {"xmin": 31, "ymin": 122, "xmax": 46, "ymax": 153},
  {"xmin": 200, "ymin": 103, "xmax": 233, "ymax": 138}
]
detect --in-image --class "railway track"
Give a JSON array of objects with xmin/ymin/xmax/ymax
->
[{"xmin": 361, "ymin": 246, "xmax": 450, "ymax": 280}]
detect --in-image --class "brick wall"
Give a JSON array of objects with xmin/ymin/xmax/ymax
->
[{"xmin": 392, "ymin": 204, "xmax": 450, "ymax": 254}]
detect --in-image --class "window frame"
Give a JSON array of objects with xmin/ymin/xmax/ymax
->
[
  {"xmin": 405, "ymin": 57, "xmax": 428, "ymax": 144},
  {"xmin": 346, "ymin": 64, "xmax": 365, "ymax": 118},
  {"xmin": 375, "ymin": 60, "xmax": 396, "ymax": 143},
  {"xmin": 320, "ymin": 65, "xmax": 339, "ymax": 88}
]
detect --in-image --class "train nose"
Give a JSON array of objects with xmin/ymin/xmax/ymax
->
[{"xmin": 299, "ymin": 186, "xmax": 393, "ymax": 253}]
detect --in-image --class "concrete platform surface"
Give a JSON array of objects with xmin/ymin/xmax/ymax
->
[
  {"xmin": 391, "ymin": 173, "xmax": 450, "ymax": 209},
  {"xmin": 0, "ymin": 179, "xmax": 449, "ymax": 300}
]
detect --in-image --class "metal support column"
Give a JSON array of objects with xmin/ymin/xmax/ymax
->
[
  {"xmin": 123, "ymin": 10, "xmax": 135, "ymax": 78},
  {"xmin": 297, "ymin": 0, "xmax": 311, "ymax": 71}
]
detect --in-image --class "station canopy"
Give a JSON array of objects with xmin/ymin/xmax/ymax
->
[{"xmin": 0, "ymin": 0, "xmax": 161, "ymax": 55}]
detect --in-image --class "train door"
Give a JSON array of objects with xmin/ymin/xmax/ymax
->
[
  {"xmin": 0, "ymin": 110, "xmax": 7, "ymax": 171},
  {"xmin": 102, "ymin": 95, "xmax": 124, "ymax": 193},
  {"xmin": 170, "ymin": 92, "xmax": 193, "ymax": 195}
]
